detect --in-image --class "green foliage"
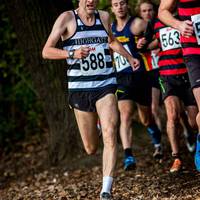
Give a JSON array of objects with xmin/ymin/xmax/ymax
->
[
  {"xmin": 72, "ymin": 0, "xmax": 159, "ymax": 15},
  {"xmin": 71, "ymin": 0, "xmax": 141, "ymax": 18},
  {"xmin": 0, "ymin": 4, "xmax": 43, "ymax": 148}
]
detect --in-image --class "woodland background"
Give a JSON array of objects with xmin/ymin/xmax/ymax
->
[
  {"xmin": 0, "ymin": 1, "xmax": 200, "ymax": 199},
  {"xmin": 0, "ymin": 0, "xmax": 142, "ymax": 165}
]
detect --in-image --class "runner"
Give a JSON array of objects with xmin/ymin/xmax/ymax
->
[
  {"xmin": 136, "ymin": 0, "xmax": 163, "ymax": 132},
  {"xmin": 42, "ymin": 0, "xmax": 140, "ymax": 199},
  {"xmin": 111, "ymin": 0, "xmax": 163, "ymax": 170},
  {"xmin": 154, "ymin": 17, "xmax": 198, "ymax": 172},
  {"xmin": 158, "ymin": 0, "xmax": 200, "ymax": 172}
]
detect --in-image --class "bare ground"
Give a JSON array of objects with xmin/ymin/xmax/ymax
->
[{"xmin": 0, "ymin": 122, "xmax": 200, "ymax": 200}]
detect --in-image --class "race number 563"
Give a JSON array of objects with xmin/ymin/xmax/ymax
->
[{"xmin": 159, "ymin": 27, "xmax": 181, "ymax": 51}]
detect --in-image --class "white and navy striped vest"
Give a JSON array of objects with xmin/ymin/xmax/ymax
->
[{"xmin": 63, "ymin": 10, "xmax": 116, "ymax": 92}]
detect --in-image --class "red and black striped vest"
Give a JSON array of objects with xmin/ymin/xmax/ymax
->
[
  {"xmin": 178, "ymin": 0, "xmax": 200, "ymax": 56},
  {"xmin": 154, "ymin": 18, "xmax": 187, "ymax": 76}
]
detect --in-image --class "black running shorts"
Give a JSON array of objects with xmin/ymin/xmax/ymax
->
[
  {"xmin": 159, "ymin": 73, "xmax": 196, "ymax": 106},
  {"xmin": 68, "ymin": 86, "xmax": 116, "ymax": 112},
  {"xmin": 184, "ymin": 55, "xmax": 200, "ymax": 89},
  {"xmin": 147, "ymin": 69, "xmax": 160, "ymax": 89},
  {"xmin": 116, "ymin": 71, "xmax": 152, "ymax": 106}
]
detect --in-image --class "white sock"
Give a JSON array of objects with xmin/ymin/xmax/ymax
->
[
  {"xmin": 154, "ymin": 143, "xmax": 161, "ymax": 148},
  {"xmin": 101, "ymin": 176, "xmax": 113, "ymax": 194}
]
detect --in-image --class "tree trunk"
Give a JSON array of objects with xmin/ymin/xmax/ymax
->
[{"xmin": 4, "ymin": 0, "xmax": 81, "ymax": 165}]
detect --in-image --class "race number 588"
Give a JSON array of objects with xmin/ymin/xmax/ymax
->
[{"xmin": 80, "ymin": 46, "xmax": 106, "ymax": 75}]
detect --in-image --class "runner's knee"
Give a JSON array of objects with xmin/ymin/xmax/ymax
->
[
  {"xmin": 140, "ymin": 116, "xmax": 151, "ymax": 127},
  {"xmin": 103, "ymin": 130, "xmax": 117, "ymax": 148},
  {"xmin": 167, "ymin": 111, "xmax": 179, "ymax": 125},
  {"xmin": 84, "ymin": 144, "xmax": 98, "ymax": 155},
  {"xmin": 100, "ymin": 108, "xmax": 118, "ymax": 147},
  {"xmin": 120, "ymin": 110, "xmax": 133, "ymax": 126}
]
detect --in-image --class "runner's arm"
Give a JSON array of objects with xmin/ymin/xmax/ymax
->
[
  {"xmin": 130, "ymin": 17, "xmax": 147, "ymax": 36},
  {"xmin": 108, "ymin": 29, "xmax": 140, "ymax": 69},
  {"xmin": 158, "ymin": 0, "xmax": 193, "ymax": 37},
  {"xmin": 99, "ymin": 11, "xmax": 140, "ymax": 69},
  {"xmin": 158, "ymin": 0, "xmax": 180, "ymax": 29},
  {"xmin": 42, "ymin": 12, "xmax": 72, "ymax": 60},
  {"xmin": 148, "ymin": 38, "xmax": 159, "ymax": 50}
]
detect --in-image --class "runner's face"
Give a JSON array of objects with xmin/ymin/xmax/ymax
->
[
  {"xmin": 140, "ymin": 3, "xmax": 154, "ymax": 21},
  {"xmin": 111, "ymin": 0, "xmax": 128, "ymax": 19},
  {"xmin": 79, "ymin": 0, "xmax": 98, "ymax": 15}
]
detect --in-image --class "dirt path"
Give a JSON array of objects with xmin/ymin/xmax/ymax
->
[{"xmin": 0, "ymin": 122, "xmax": 200, "ymax": 200}]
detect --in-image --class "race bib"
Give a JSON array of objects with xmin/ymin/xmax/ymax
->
[
  {"xmin": 113, "ymin": 44, "xmax": 131, "ymax": 72},
  {"xmin": 191, "ymin": 14, "xmax": 200, "ymax": 45},
  {"xmin": 160, "ymin": 27, "xmax": 181, "ymax": 51},
  {"xmin": 80, "ymin": 46, "xmax": 106, "ymax": 75},
  {"xmin": 151, "ymin": 52, "xmax": 159, "ymax": 69}
]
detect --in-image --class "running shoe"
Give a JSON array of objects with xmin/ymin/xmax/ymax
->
[
  {"xmin": 153, "ymin": 146, "xmax": 163, "ymax": 160},
  {"xmin": 195, "ymin": 134, "xmax": 200, "ymax": 172},
  {"xmin": 170, "ymin": 158, "xmax": 182, "ymax": 173},
  {"xmin": 124, "ymin": 156, "xmax": 136, "ymax": 171},
  {"xmin": 100, "ymin": 192, "xmax": 112, "ymax": 200},
  {"xmin": 183, "ymin": 131, "xmax": 196, "ymax": 153},
  {"xmin": 185, "ymin": 136, "xmax": 196, "ymax": 153}
]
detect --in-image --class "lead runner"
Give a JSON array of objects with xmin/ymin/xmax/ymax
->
[{"xmin": 42, "ymin": 0, "xmax": 140, "ymax": 199}]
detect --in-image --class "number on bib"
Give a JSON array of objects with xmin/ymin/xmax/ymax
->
[
  {"xmin": 160, "ymin": 27, "xmax": 181, "ymax": 51},
  {"xmin": 151, "ymin": 52, "xmax": 159, "ymax": 69},
  {"xmin": 113, "ymin": 44, "xmax": 131, "ymax": 72},
  {"xmin": 80, "ymin": 46, "xmax": 106, "ymax": 75}
]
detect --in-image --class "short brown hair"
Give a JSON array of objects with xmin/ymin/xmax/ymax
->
[
  {"xmin": 135, "ymin": 0, "xmax": 158, "ymax": 16},
  {"xmin": 109, "ymin": 0, "xmax": 129, "ymax": 5}
]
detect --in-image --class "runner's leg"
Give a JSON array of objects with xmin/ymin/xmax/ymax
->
[
  {"xmin": 74, "ymin": 109, "xmax": 99, "ymax": 155},
  {"xmin": 96, "ymin": 93, "xmax": 118, "ymax": 195},
  {"xmin": 118, "ymin": 100, "xmax": 136, "ymax": 170},
  {"xmin": 152, "ymin": 87, "xmax": 162, "ymax": 131}
]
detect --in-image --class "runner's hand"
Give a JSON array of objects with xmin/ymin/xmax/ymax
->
[
  {"xmin": 137, "ymin": 37, "xmax": 147, "ymax": 49},
  {"xmin": 128, "ymin": 57, "xmax": 140, "ymax": 71},
  {"xmin": 74, "ymin": 46, "xmax": 90, "ymax": 59},
  {"xmin": 178, "ymin": 20, "xmax": 193, "ymax": 38}
]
